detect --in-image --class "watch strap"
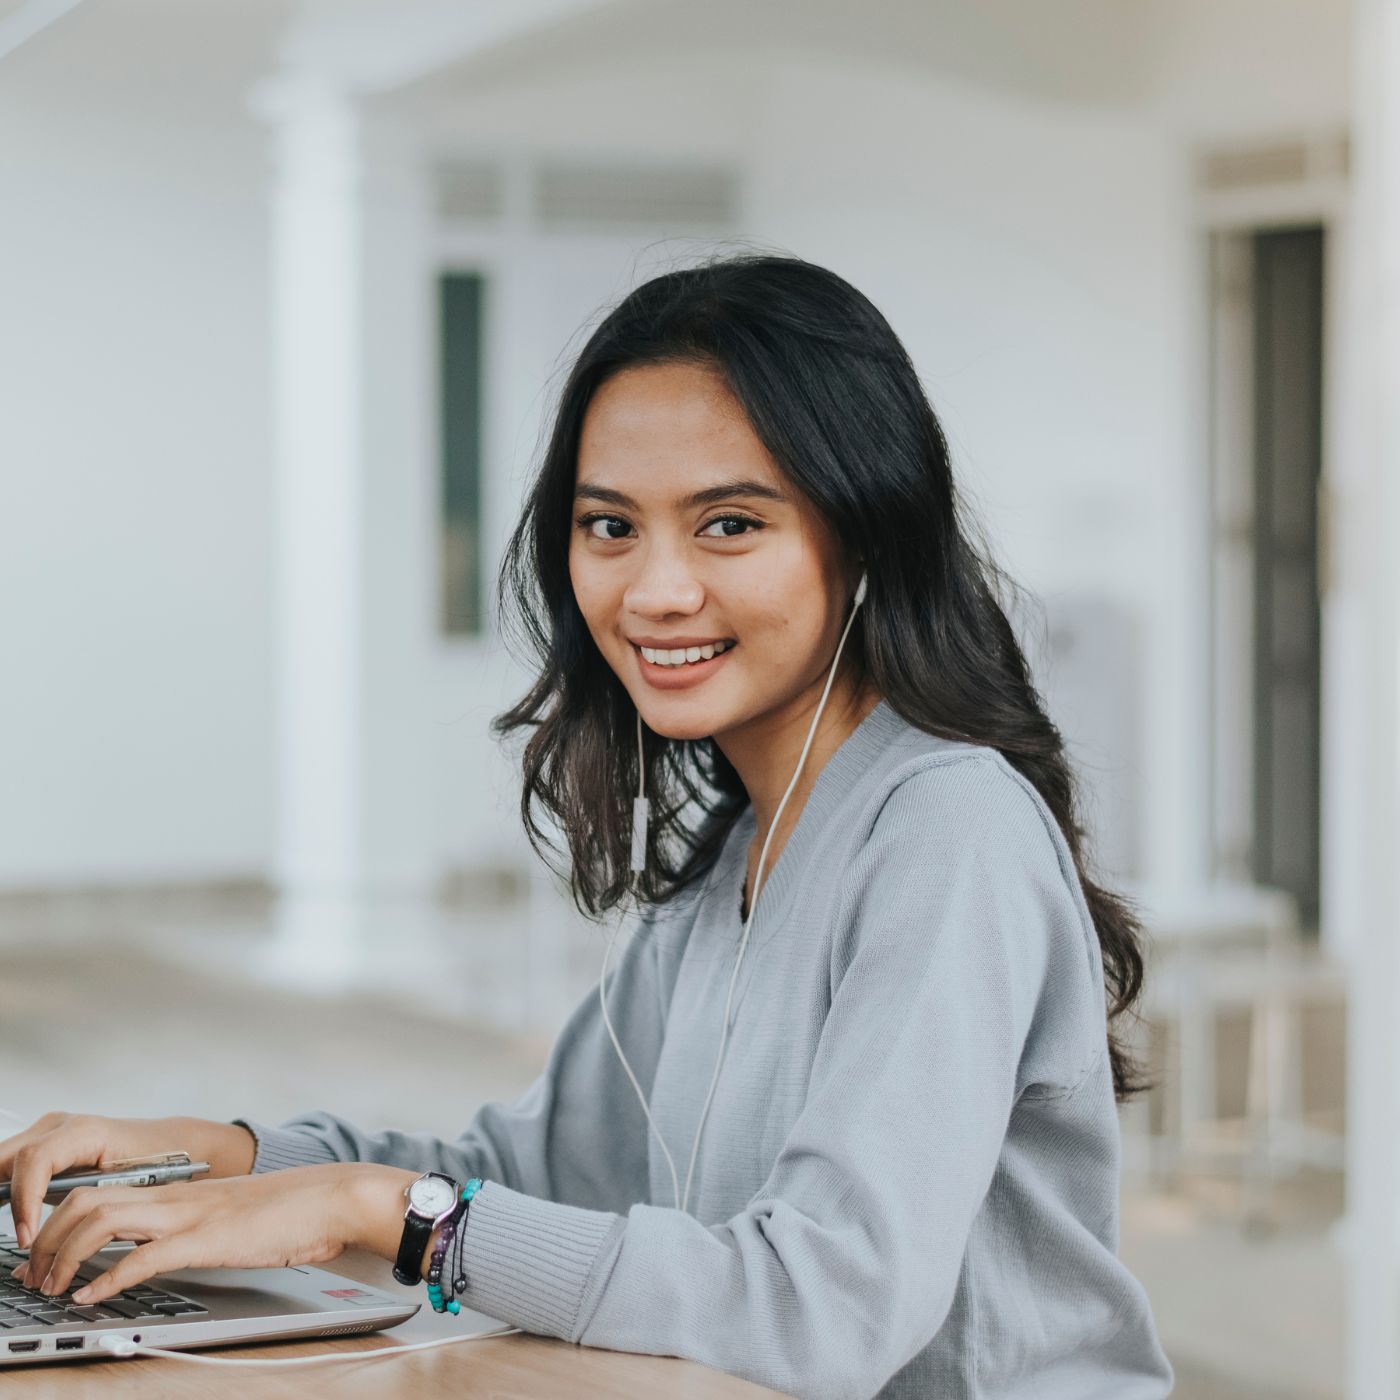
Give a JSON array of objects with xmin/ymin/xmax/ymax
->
[{"xmin": 393, "ymin": 1173, "xmax": 457, "ymax": 1287}]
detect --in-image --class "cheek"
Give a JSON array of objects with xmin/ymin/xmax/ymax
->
[
  {"xmin": 569, "ymin": 551, "xmax": 619, "ymax": 635},
  {"xmin": 753, "ymin": 546, "xmax": 829, "ymax": 642}
]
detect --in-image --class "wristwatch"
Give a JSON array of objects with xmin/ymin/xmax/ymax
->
[{"xmin": 393, "ymin": 1172, "xmax": 460, "ymax": 1286}]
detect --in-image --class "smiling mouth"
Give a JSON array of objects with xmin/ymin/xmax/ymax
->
[{"xmin": 634, "ymin": 640, "xmax": 736, "ymax": 667}]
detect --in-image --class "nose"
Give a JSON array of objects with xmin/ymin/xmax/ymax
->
[{"xmin": 623, "ymin": 541, "xmax": 704, "ymax": 620}]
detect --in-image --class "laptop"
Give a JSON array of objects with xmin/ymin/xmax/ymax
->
[{"xmin": 0, "ymin": 1234, "xmax": 419, "ymax": 1366}]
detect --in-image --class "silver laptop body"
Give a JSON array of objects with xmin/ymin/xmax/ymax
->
[{"xmin": 0, "ymin": 1234, "xmax": 419, "ymax": 1366}]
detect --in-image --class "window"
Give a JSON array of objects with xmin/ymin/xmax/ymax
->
[{"xmin": 439, "ymin": 271, "xmax": 486, "ymax": 636}]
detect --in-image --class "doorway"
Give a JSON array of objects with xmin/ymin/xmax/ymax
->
[{"xmin": 1208, "ymin": 225, "xmax": 1325, "ymax": 932}]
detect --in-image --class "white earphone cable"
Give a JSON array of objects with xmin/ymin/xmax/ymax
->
[
  {"xmin": 606, "ymin": 577, "xmax": 866, "ymax": 1215},
  {"xmin": 598, "ymin": 705, "xmax": 685, "ymax": 1211},
  {"xmin": 95, "ymin": 1327, "xmax": 522, "ymax": 1367},
  {"xmin": 598, "ymin": 917, "xmax": 682, "ymax": 1212},
  {"xmin": 678, "ymin": 592, "xmax": 864, "ymax": 1215}
]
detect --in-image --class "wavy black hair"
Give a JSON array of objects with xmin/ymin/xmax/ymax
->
[{"xmin": 492, "ymin": 251, "xmax": 1148, "ymax": 1099}]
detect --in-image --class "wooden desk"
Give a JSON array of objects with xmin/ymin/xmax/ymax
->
[{"xmin": 2, "ymin": 1249, "xmax": 788, "ymax": 1398}]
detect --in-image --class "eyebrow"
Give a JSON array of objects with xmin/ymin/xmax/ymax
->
[{"xmin": 573, "ymin": 478, "xmax": 790, "ymax": 510}]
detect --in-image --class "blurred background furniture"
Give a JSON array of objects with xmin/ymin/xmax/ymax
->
[{"xmin": 1124, "ymin": 879, "xmax": 1346, "ymax": 1226}]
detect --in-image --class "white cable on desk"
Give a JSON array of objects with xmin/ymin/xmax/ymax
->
[{"xmin": 96, "ymin": 1325, "xmax": 521, "ymax": 1366}]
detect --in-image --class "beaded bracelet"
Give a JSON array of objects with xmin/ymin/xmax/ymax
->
[
  {"xmin": 444, "ymin": 1176, "xmax": 482, "ymax": 1308},
  {"xmin": 425, "ymin": 1177, "xmax": 482, "ymax": 1315},
  {"xmin": 423, "ymin": 1210, "xmax": 461, "ymax": 1312}
]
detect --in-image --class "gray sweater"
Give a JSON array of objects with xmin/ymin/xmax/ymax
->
[{"xmin": 234, "ymin": 699, "xmax": 1174, "ymax": 1399}]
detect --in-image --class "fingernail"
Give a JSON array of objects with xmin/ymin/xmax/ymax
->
[
  {"xmin": 72, "ymin": 1287, "xmax": 91, "ymax": 1303},
  {"xmin": 40, "ymin": 1271, "xmax": 54, "ymax": 1295},
  {"xmin": 10, "ymin": 1264, "xmax": 25, "ymax": 1280}
]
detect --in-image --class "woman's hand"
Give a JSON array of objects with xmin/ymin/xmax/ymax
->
[
  {"xmin": 12, "ymin": 1163, "xmax": 417, "ymax": 1304},
  {"xmin": 1, "ymin": 1112, "xmax": 257, "ymax": 1250}
]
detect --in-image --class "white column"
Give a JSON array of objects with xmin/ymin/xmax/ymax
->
[
  {"xmin": 1344, "ymin": 0, "xmax": 1400, "ymax": 1394},
  {"xmin": 253, "ymin": 74, "xmax": 440, "ymax": 988}
]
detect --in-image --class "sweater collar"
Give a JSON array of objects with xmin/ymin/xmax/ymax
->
[{"xmin": 720, "ymin": 696, "xmax": 906, "ymax": 929}]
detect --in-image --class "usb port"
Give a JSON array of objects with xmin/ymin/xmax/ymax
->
[
  {"xmin": 7, "ymin": 1340, "xmax": 40, "ymax": 1353},
  {"xmin": 56, "ymin": 1337, "xmax": 84, "ymax": 1351}
]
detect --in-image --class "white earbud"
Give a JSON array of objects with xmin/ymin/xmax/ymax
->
[{"xmin": 600, "ymin": 567, "xmax": 870, "ymax": 1216}]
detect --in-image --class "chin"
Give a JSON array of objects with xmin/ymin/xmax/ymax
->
[
  {"xmin": 641, "ymin": 711, "xmax": 722, "ymax": 743},
  {"xmin": 633, "ymin": 691, "xmax": 740, "ymax": 743}
]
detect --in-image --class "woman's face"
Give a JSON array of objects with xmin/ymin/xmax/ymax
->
[{"xmin": 569, "ymin": 359, "xmax": 857, "ymax": 743}]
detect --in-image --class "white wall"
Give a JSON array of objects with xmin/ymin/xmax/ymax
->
[
  {"xmin": 0, "ymin": 2, "xmax": 281, "ymax": 885},
  {"xmin": 1145, "ymin": 0, "xmax": 1351, "ymax": 136}
]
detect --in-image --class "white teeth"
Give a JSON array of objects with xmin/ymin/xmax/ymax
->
[{"xmin": 638, "ymin": 640, "xmax": 733, "ymax": 666}]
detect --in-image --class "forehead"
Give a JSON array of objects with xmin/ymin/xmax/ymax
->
[{"xmin": 577, "ymin": 361, "xmax": 783, "ymax": 492}]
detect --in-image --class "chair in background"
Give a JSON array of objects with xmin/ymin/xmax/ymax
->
[{"xmin": 1123, "ymin": 879, "xmax": 1346, "ymax": 1227}]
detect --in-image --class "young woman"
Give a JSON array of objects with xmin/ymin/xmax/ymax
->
[{"xmin": 3, "ymin": 255, "xmax": 1173, "ymax": 1398}]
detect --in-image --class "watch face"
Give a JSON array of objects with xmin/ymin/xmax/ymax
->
[{"xmin": 408, "ymin": 1175, "xmax": 457, "ymax": 1220}]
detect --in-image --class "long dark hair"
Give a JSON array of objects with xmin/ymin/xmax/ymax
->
[{"xmin": 492, "ymin": 251, "xmax": 1148, "ymax": 1100}]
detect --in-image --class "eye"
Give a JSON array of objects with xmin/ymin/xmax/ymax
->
[
  {"xmin": 700, "ymin": 514, "xmax": 764, "ymax": 539},
  {"xmin": 577, "ymin": 513, "xmax": 632, "ymax": 541}
]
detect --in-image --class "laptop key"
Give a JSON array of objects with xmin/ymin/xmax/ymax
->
[
  {"xmin": 66, "ymin": 1306, "xmax": 113, "ymax": 1322},
  {"xmin": 100, "ymin": 1298, "xmax": 158, "ymax": 1319}
]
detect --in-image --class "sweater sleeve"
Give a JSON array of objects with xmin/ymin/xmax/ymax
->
[
  {"xmin": 439, "ymin": 758, "xmax": 1095, "ymax": 1400},
  {"xmin": 230, "ymin": 909, "xmax": 665, "ymax": 1215}
]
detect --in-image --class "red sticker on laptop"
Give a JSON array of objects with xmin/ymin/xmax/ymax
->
[{"xmin": 322, "ymin": 1285, "xmax": 390, "ymax": 1307}]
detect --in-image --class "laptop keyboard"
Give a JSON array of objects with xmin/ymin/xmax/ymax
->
[{"xmin": 0, "ymin": 1238, "xmax": 208, "ymax": 1329}]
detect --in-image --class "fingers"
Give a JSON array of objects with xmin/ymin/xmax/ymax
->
[
  {"xmin": 0, "ymin": 1110, "xmax": 68, "ymax": 1174},
  {"xmin": 16, "ymin": 1186, "xmax": 104, "ymax": 1293},
  {"xmin": 6, "ymin": 1115, "xmax": 106, "ymax": 1251},
  {"xmin": 19, "ymin": 1185, "xmax": 174, "ymax": 1298},
  {"xmin": 74, "ymin": 1240, "xmax": 180, "ymax": 1305},
  {"xmin": 0, "ymin": 1112, "xmax": 69, "ymax": 1244},
  {"xmin": 12, "ymin": 1169, "xmax": 354, "ymax": 1309}
]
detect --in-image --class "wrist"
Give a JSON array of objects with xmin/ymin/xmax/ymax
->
[
  {"xmin": 341, "ymin": 1164, "xmax": 421, "ymax": 1263},
  {"xmin": 159, "ymin": 1117, "xmax": 257, "ymax": 1179}
]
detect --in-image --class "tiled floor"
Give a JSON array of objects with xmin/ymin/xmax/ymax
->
[{"xmin": 0, "ymin": 903, "xmax": 1345, "ymax": 1399}]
